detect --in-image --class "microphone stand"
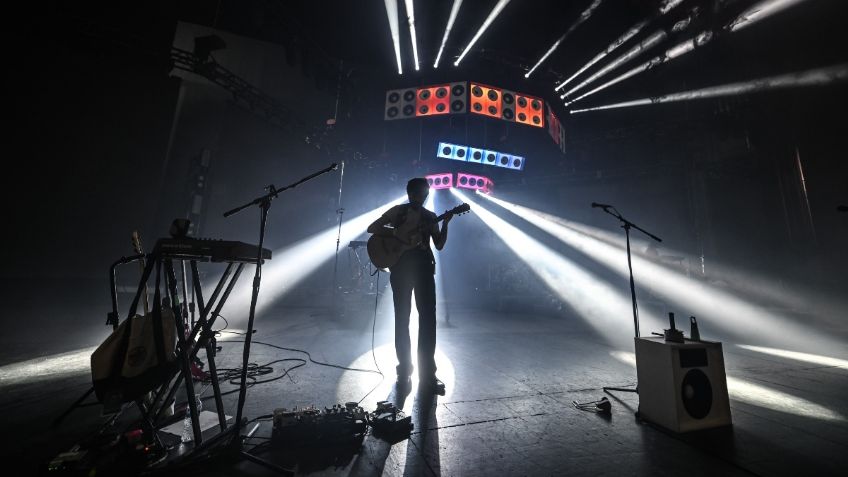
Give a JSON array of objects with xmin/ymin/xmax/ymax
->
[
  {"xmin": 593, "ymin": 204, "xmax": 662, "ymax": 396},
  {"xmin": 331, "ymin": 160, "xmax": 345, "ymax": 316},
  {"xmin": 215, "ymin": 162, "xmax": 337, "ymax": 474}
]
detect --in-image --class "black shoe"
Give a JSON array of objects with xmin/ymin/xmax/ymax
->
[{"xmin": 421, "ymin": 376, "xmax": 445, "ymax": 395}]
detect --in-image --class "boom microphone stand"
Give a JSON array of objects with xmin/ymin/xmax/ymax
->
[
  {"xmin": 218, "ymin": 162, "xmax": 338, "ymax": 472},
  {"xmin": 590, "ymin": 203, "xmax": 662, "ymax": 396}
]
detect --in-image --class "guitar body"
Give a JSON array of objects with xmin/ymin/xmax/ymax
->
[
  {"xmin": 367, "ymin": 234, "xmax": 411, "ymax": 270},
  {"xmin": 367, "ymin": 203, "xmax": 470, "ymax": 270}
]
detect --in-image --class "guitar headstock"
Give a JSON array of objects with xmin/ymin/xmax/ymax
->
[
  {"xmin": 449, "ymin": 203, "xmax": 471, "ymax": 216},
  {"xmin": 131, "ymin": 230, "xmax": 145, "ymax": 255}
]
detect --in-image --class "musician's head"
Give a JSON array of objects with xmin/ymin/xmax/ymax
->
[{"xmin": 406, "ymin": 177, "xmax": 430, "ymax": 206}]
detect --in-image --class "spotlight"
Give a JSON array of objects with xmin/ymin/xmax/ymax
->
[{"xmin": 454, "ymin": 0, "xmax": 513, "ymax": 67}]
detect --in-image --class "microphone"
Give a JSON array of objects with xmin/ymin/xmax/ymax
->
[
  {"xmin": 591, "ymin": 202, "xmax": 613, "ymax": 209},
  {"xmin": 838, "ymin": 205, "xmax": 848, "ymax": 212},
  {"xmin": 330, "ymin": 162, "xmax": 339, "ymax": 171}
]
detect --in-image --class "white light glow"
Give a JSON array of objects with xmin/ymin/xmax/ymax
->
[
  {"xmin": 727, "ymin": 0, "xmax": 808, "ymax": 32},
  {"xmin": 222, "ymin": 196, "xmax": 407, "ymax": 321},
  {"xmin": 0, "ymin": 347, "xmax": 95, "ymax": 387},
  {"xmin": 560, "ymin": 30, "xmax": 667, "ymax": 99},
  {"xmin": 336, "ymin": 344, "xmax": 456, "ymax": 408},
  {"xmin": 525, "ymin": 0, "xmax": 604, "ymax": 78},
  {"xmin": 404, "ymin": 0, "xmax": 420, "ymax": 71},
  {"xmin": 384, "ymin": 0, "xmax": 404, "ymax": 74},
  {"xmin": 433, "ymin": 0, "xmax": 464, "ymax": 68},
  {"xmin": 480, "ymin": 195, "xmax": 847, "ymax": 356},
  {"xmin": 570, "ymin": 63, "xmax": 848, "ymax": 113},
  {"xmin": 737, "ymin": 345, "xmax": 848, "ymax": 369},
  {"xmin": 453, "ymin": 189, "xmax": 662, "ymax": 347},
  {"xmin": 454, "ymin": 0, "xmax": 512, "ymax": 67}
]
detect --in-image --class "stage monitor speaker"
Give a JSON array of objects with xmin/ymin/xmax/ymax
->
[
  {"xmin": 635, "ymin": 337, "xmax": 732, "ymax": 433},
  {"xmin": 416, "ymin": 84, "xmax": 451, "ymax": 117},
  {"xmin": 501, "ymin": 90, "xmax": 516, "ymax": 122},
  {"xmin": 470, "ymin": 82, "xmax": 503, "ymax": 119},
  {"xmin": 385, "ymin": 87, "xmax": 417, "ymax": 120},
  {"xmin": 437, "ymin": 142, "xmax": 466, "ymax": 162},
  {"xmin": 426, "ymin": 173, "xmax": 453, "ymax": 189},
  {"xmin": 467, "ymin": 147, "xmax": 485, "ymax": 164},
  {"xmin": 515, "ymin": 93, "xmax": 544, "ymax": 128},
  {"xmin": 449, "ymin": 81, "xmax": 467, "ymax": 114},
  {"xmin": 495, "ymin": 152, "xmax": 525, "ymax": 171}
]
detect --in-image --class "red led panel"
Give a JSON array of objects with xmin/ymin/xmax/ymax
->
[
  {"xmin": 426, "ymin": 173, "xmax": 453, "ymax": 190},
  {"xmin": 415, "ymin": 84, "xmax": 451, "ymax": 117},
  {"xmin": 515, "ymin": 93, "xmax": 544, "ymax": 128},
  {"xmin": 469, "ymin": 83, "xmax": 503, "ymax": 119}
]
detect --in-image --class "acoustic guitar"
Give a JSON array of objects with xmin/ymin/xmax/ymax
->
[{"xmin": 367, "ymin": 203, "xmax": 470, "ymax": 269}]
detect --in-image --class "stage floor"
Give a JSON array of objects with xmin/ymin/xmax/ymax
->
[{"xmin": 1, "ymin": 299, "xmax": 846, "ymax": 476}]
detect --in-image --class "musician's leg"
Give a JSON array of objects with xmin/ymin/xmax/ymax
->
[
  {"xmin": 390, "ymin": 265, "xmax": 414, "ymax": 378},
  {"xmin": 414, "ymin": 260, "xmax": 438, "ymax": 380}
]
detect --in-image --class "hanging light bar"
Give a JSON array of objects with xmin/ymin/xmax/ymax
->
[
  {"xmin": 524, "ymin": 0, "xmax": 604, "ymax": 79},
  {"xmin": 569, "ymin": 63, "xmax": 848, "ymax": 114},
  {"xmin": 434, "ymin": 0, "xmax": 464, "ymax": 68},
  {"xmin": 454, "ymin": 0, "xmax": 512, "ymax": 67}
]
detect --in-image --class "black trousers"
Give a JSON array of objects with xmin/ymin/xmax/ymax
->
[{"xmin": 390, "ymin": 249, "xmax": 437, "ymax": 378}]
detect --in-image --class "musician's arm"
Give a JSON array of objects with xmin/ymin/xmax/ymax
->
[
  {"xmin": 367, "ymin": 208, "xmax": 397, "ymax": 237},
  {"xmin": 433, "ymin": 218, "xmax": 448, "ymax": 250}
]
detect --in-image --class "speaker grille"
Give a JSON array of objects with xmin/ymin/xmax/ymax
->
[{"xmin": 681, "ymin": 369, "xmax": 713, "ymax": 419}]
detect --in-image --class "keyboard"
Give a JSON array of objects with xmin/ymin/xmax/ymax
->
[{"xmin": 154, "ymin": 237, "xmax": 272, "ymax": 263}]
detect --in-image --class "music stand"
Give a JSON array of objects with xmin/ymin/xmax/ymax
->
[{"xmin": 592, "ymin": 204, "xmax": 662, "ymax": 396}]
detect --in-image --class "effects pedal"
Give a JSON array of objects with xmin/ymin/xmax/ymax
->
[
  {"xmin": 368, "ymin": 401, "xmax": 413, "ymax": 441},
  {"xmin": 272, "ymin": 402, "xmax": 367, "ymax": 445}
]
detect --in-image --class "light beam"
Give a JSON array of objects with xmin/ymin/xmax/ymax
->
[
  {"xmin": 404, "ymin": 0, "xmax": 420, "ymax": 71},
  {"xmin": 433, "ymin": 0, "xmax": 464, "ymax": 68},
  {"xmin": 384, "ymin": 0, "xmax": 403, "ymax": 74},
  {"xmin": 454, "ymin": 0, "xmax": 512, "ymax": 67},
  {"xmin": 222, "ymin": 196, "xmax": 407, "ymax": 321},
  {"xmin": 525, "ymin": 0, "xmax": 604, "ymax": 79},
  {"xmin": 452, "ymin": 188, "xmax": 662, "ymax": 347},
  {"xmin": 570, "ymin": 63, "xmax": 848, "ymax": 113}
]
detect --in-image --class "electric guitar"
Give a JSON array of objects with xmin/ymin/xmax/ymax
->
[{"xmin": 367, "ymin": 203, "xmax": 470, "ymax": 270}]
